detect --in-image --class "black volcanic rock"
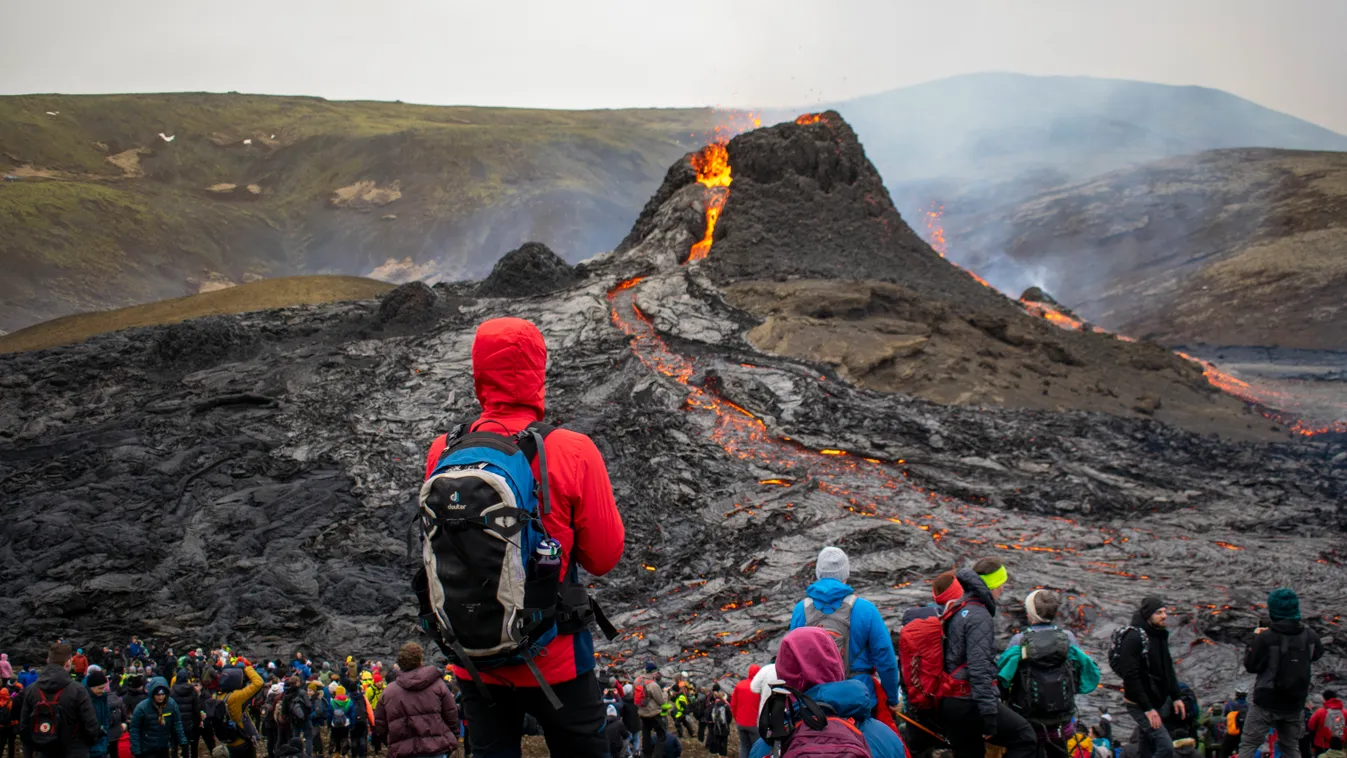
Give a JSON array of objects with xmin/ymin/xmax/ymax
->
[
  {"xmin": 377, "ymin": 281, "xmax": 438, "ymax": 326},
  {"xmin": 477, "ymin": 241, "xmax": 579, "ymax": 298}
]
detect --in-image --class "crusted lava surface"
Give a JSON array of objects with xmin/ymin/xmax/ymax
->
[{"xmin": 0, "ymin": 114, "xmax": 1343, "ymax": 712}]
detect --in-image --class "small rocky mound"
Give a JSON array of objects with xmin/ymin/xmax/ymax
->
[
  {"xmin": 149, "ymin": 316, "xmax": 260, "ymax": 369},
  {"xmin": 377, "ymin": 281, "xmax": 439, "ymax": 326},
  {"xmin": 477, "ymin": 242, "xmax": 579, "ymax": 298}
]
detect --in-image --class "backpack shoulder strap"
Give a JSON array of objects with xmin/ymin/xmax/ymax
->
[{"xmin": 515, "ymin": 422, "xmax": 555, "ymax": 515}]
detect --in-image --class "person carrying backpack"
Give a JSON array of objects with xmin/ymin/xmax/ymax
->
[
  {"xmin": 998, "ymin": 590, "xmax": 1102, "ymax": 756},
  {"xmin": 789, "ymin": 547, "xmax": 900, "ymax": 718},
  {"xmin": 605, "ymin": 705, "xmax": 631, "ymax": 758},
  {"xmin": 750, "ymin": 626, "xmax": 905, "ymax": 757},
  {"xmin": 128, "ymin": 677, "xmax": 188, "ymax": 758},
  {"xmin": 1111, "ymin": 597, "xmax": 1186, "ymax": 758},
  {"xmin": 328, "ymin": 687, "xmax": 352, "ymax": 758},
  {"xmin": 18, "ymin": 643, "xmax": 102, "ymax": 758},
  {"xmin": 416, "ymin": 316, "xmax": 625, "ymax": 758},
  {"xmin": 619, "ymin": 684, "xmax": 640, "ymax": 755},
  {"xmin": 1224, "ymin": 693, "xmax": 1251, "ymax": 758},
  {"xmin": 704, "ymin": 693, "xmax": 730, "ymax": 757},
  {"xmin": 1238, "ymin": 589, "xmax": 1323, "ymax": 758},
  {"xmin": 932, "ymin": 564, "xmax": 1037, "ymax": 758},
  {"xmin": 636, "ymin": 667, "xmax": 668, "ymax": 758},
  {"xmin": 1308, "ymin": 691, "xmax": 1346, "ymax": 756},
  {"xmin": 214, "ymin": 663, "xmax": 264, "ymax": 758}
]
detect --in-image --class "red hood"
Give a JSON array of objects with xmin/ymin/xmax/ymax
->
[
  {"xmin": 777, "ymin": 627, "xmax": 844, "ymax": 691},
  {"xmin": 1326, "ymin": 698, "xmax": 1344, "ymax": 710},
  {"xmin": 747, "ymin": 664, "xmax": 761, "ymax": 679},
  {"xmin": 472, "ymin": 317, "xmax": 547, "ymax": 421}
]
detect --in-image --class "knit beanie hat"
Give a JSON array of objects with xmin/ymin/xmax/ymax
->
[
  {"xmin": 607, "ymin": 704, "xmax": 618, "ymax": 718},
  {"xmin": 623, "ymin": 683, "xmax": 634, "ymax": 697},
  {"xmin": 645, "ymin": 661, "xmax": 657, "ymax": 673},
  {"xmin": 1139, "ymin": 596, "xmax": 1166, "ymax": 621},
  {"xmin": 815, "ymin": 546, "xmax": 850, "ymax": 582},
  {"xmin": 86, "ymin": 670, "xmax": 108, "ymax": 688},
  {"xmin": 1267, "ymin": 588, "xmax": 1300, "ymax": 621}
]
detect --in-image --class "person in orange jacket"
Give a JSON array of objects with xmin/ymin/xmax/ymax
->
[{"xmin": 422, "ymin": 317, "xmax": 625, "ymax": 757}]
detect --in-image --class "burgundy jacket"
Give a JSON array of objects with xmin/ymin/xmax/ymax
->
[{"xmin": 372, "ymin": 667, "xmax": 459, "ymax": 758}]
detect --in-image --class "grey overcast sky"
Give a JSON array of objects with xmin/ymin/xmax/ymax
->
[{"xmin": 4, "ymin": 0, "xmax": 1346, "ymax": 133}]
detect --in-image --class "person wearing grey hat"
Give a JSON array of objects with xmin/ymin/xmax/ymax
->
[
  {"xmin": 787, "ymin": 547, "xmax": 900, "ymax": 717},
  {"xmin": 1236, "ymin": 588, "xmax": 1323, "ymax": 758}
]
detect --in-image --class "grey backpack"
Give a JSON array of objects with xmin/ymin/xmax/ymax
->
[{"xmin": 803, "ymin": 594, "xmax": 855, "ymax": 672}]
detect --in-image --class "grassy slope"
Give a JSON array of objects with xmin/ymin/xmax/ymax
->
[
  {"xmin": 0, "ymin": 93, "xmax": 712, "ymax": 330},
  {"xmin": 0, "ymin": 275, "xmax": 393, "ymax": 353}
]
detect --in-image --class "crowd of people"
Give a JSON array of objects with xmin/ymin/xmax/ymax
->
[{"xmin": 1, "ymin": 317, "xmax": 1339, "ymax": 758}]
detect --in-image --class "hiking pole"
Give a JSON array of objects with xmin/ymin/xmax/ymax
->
[{"xmin": 893, "ymin": 709, "xmax": 949, "ymax": 745}]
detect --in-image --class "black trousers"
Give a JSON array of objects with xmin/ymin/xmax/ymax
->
[
  {"xmin": 640, "ymin": 716, "xmax": 667, "ymax": 758},
  {"xmin": 939, "ymin": 697, "xmax": 1038, "ymax": 758},
  {"xmin": 456, "ymin": 671, "xmax": 608, "ymax": 758},
  {"xmin": 349, "ymin": 723, "xmax": 367, "ymax": 758},
  {"xmin": 227, "ymin": 741, "xmax": 256, "ymax": 758},
  {"xmin": 0, "ymin": 729, "xmax": 16, "ymax": 758}
]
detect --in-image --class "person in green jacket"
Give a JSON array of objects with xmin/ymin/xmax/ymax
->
[
  {"xmin": 670, "ymin": 685, "xmax": 691, "ymax": 740},
  {"xmin": 998, "ymin": 591, "xmax": 1101, "ymax": 755}
]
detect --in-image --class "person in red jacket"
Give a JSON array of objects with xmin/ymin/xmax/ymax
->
[
  {"xmin": 423, "ymin": 317, "xmax": 625, "ymax": 758},
  {"xmin": 72, "ymin": 649, "xmax": 90, "ymax": 678},
  {"xmin": 730, "ymin": 663, "xmax": 762, "ymax": 757},
  {"xmin": 1308, "ymin": 691, "xmax": 1346, "ymax": 756}
]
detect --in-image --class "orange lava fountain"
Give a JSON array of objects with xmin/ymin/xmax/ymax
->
[
  {"xmin": 687, "ymin": 143, "xmax": 733, "ymax": 263},
  {"xmin": 923, "ymin": 203, "xmax": 996, "ymax": 289}
]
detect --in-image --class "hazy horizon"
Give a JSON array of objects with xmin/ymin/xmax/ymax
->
[{"xmin": 4, "ymin": 0, "xmax": 1347, "ymax": 134}]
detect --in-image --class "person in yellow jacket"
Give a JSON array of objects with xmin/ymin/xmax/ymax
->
[{"xmin": 219, "ymin": 663, "xmax": 264, "ymax": 758}]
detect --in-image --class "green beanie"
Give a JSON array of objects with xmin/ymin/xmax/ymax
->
[{"xmin": 1267, "ymin": 587, "xmax": 1300, "ymax": 621}]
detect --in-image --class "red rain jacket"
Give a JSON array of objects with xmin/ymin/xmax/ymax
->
[
  {"xmin": 1308, "ymin": 699, "xmax": 1346, "ymax": 750},
  {"xmin": 730, "ymin": 664, "xmax": 762, "ymax": 727},
  {"xmin": 423, "ymin": 317, "xmax": 625, "ymax": 687}
]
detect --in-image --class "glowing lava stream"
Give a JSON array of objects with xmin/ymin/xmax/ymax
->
[{"xmin": 687, "ymin": 143, "xmax": 733, "ymax": 263}]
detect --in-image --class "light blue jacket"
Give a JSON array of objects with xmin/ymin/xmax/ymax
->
[{"xmin": 789, "ymin": 578, "xmax": 900, "ymax": 705}]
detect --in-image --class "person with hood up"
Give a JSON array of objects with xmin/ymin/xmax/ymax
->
[
  {"xmin": 730, "ymin": 665, "xmax": 763, "ymax": 757},
  {"xmin": 372, "ymin": 643, "xmax": 458, "ymax": 758},
  {"xmin": 86, "ymin": 670, "xmax": 127, "ymax": 758},
  {"xmin": 18, "ymin": 643, "xmax": 101, "ymax": 758},
  {"xmin": 169, "ymin": 672, "xmax": 202, "ymax": 758},
  {"xmin": 421, "ymin": 317, "xmax": 625, "ymax": 757},
  {"xmin": 1308, "ymin": 691, "xmax": 1346, "ymax": 756},
  {"xmin": 748, "ymin": 626, "xmax": 905, "ymax": 758},
  {"xmin": 1115, "ymin": 597, "xmax": 1187, "ymax": 758},
  {"xmin": 789, "ymin": 547, "xmax": 901, "ymax": 715},
  {"xmin": 998, "ymin": 590, "xmax": 1102, "ymax": 755},
  {"xmin": 17, "ymin": 669, "xmax": 39, "ymax": 692},
  {"xmin": 605, "ymin": 705, "xmax": 631, "ymax": 758},
  {"xmin": 938, "ymin": 562, "xmax": 1037, "ymax": 758},
  {"xmin": 1237, "ymin": 589, "xmax": 1323, "ymax": 758},
  {"xmin": 2, "ymin": 687, "xmax": 20, "ymax": 758},
  {"xmin": 128, "ymin": 677, "xmax": 188, "ymax": 758},
  {"xmin": 0, "ymin": 655, "xmax": 13, "ymax": 684}
]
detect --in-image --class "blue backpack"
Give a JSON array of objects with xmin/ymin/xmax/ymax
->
[{"xmin": 413, "ymin": 422, "xmax": 615, "ymax": 709}]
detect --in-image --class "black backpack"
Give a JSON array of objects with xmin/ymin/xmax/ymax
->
[
  {"xmin": 206, "ymin": 699, "xmax": 242, "ymax": 743},
  {"xmin": 31, "ymin": 685, "xmax": 72, "ymax": 752},
  {"xmin": 1011, "ymin": 627, "xmax": 1078, "ymax": 725},
  {"xmin": 1108, "ymin": 626, "xmax": 1150, "ymax": 676},
  {"xmin": 1270, "ymin": 630, "xmax": 1312, "ymax": 699}
]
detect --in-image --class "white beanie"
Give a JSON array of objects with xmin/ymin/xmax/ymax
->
[
  {"xmin": 607, "ymin": 704, "xmax": 619, "ymax": 718},
  {"xmin": 623, "ymin": 683, "xmax": 634, "ymax": 697},
  {"xmin": 1025, "ymin": 589, "xmax": 1047, "ymax": 625},
  {"xmin": 815, "ymin": 547, "xmax": 850, "ymax": 582}
]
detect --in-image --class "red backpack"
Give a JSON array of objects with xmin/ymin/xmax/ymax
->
[
  {"xmin": 898, "ymin": 601, "xmax": 979, "ymax": 710},
  {"xmin": 633, "ymin": 678, "xmax": 648, "ymax": 707}
]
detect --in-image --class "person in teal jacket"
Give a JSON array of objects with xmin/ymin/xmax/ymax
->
[
  {"xmin": 788, "ymin": 546, "xmax": 901, "ymax": 712},
  {"xmin": 128, "ymin": 677, "xmax": 188, "ymax": 758},
  {"xmin": 998, "ymin": 590, "xmax": 1101, "ymax": 756}
]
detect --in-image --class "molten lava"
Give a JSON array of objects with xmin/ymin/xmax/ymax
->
[
  {"xmin": 922, "ymin": 203, "xmax": 996, "ymax": 289},
  {"xmin": 687, "ymin": 143, "xmax": 733, "ymax": 263},
  {"xmin": 795, "ymin": 113, "xmax": 823, "ymax": 125}
]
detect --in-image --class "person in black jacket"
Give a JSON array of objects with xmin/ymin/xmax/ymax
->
[
  {"xmin": 170, "ymin": 672, "xmax": 203, "ymax": 758},
  {"xmin": 938, "ymin": 562, "xmax": 1037, "ymax": 758},
  {"xmin": 18, "ymin": 643, "xmax": 103, "ymax": 758},
  {"xmin": 1116, "ymin": 597, "xmax": 1187, "ymax": 758},
  {"xmin": 1237, "ymin": 589, "xmax": 1323, "ymax": 758}
]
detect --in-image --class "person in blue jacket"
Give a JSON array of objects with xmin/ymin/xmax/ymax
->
[{"xmin": 789, "ymin": 546, "xmax": 900, "ymax": 712}]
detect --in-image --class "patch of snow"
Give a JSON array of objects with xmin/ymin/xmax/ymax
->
[
  {"xmin": 45, "ymin": 111, "xmax": 59, "ymax": 116},
  {"xmin": 159, "ymin": 133, "xmax": 176, "ymax": 143},
  {"xmin": 243, "ymin": 139, "xmax": 252, "ymax": 146}
]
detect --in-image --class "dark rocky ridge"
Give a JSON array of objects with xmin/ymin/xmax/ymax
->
[
  {"xmin": 0, "ymin": 113, "xmax": 1343, "ymax": 712},
  {"xmin": 477, "ymin": 241, "xmax": 579, "ymax": 298}
]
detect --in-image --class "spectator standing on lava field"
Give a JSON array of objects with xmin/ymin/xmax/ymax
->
[
  {"xmin": 372, "ymin": 643, "xmax": 459, "ymax": 758},
  {"xmin": 1308, "ymin": 691, "xmax": 1347, "ymax": 757},
  {"xmin": 18, "ymin": 643, "xmax": 101, "ymax": 758},
  {"xmin": 1113, "ymin": 597, "xmax": 1187, "ymax": 758},
  {"xmin": 1237, "ymin": 589, "xmax": 1323, "ymax": 758}
]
